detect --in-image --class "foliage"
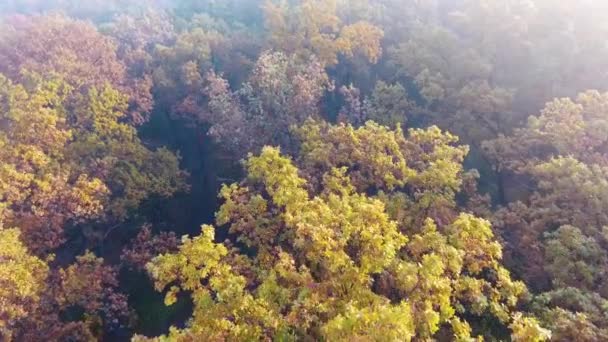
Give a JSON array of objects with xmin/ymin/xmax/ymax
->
[
  {"xmin": 510, "ymin": 313, "xmax": 551, "ymax": 342},
  {"xmin": 0, "ymin": 74, "xmax": 108, "ymax": 254},
  {"xmin": 0, "ymin": 74, "xmax": 187, "ymax": 254},
  {"xmin": 0, "ymin": 14, "xmax": 153, "ymax": 123},
  {"xmin": 0, "ymin": 228, "xmax": 48, "ymax": 340},
  {"xmin": 263, "ymin": 0, "xmax": 383, "ymax": 66},
  {"xmin": 388, "ymin": 22, "xmax": 514, "ymax": 142},
  {"xmin": 292, "ymin": 119, "xmax": 469, "ymax": 226},
  {"xmin": 485, "ymin": 91, "xmax": 608, "ymax": 339},
  {"xmin": 2, "ymin": 1, "xmax": 608, "ymax": 340},
  {"xmin": 201, "ymin": 51, "xmax": 332, "ymax": 157},
  {"xmin": 13, "ymin": 252, "xmax": 130, "ymax": 341},
  {"xmin": 0, "ymin": 47, "xmax": 186, "ymax": 339},
  {"xmin": 121, "ymin": 225, "xmax": 179, "ymax": 270},
  {"xmin": 484, "ymin": 90, "xmax": 608, "ymax": 172},
  {"xmin": 142, "ymin": 123, "xmax": 545, "ymax": 341},
  {"xmin": 337, "ymin": 81, "xmax": 413, "ymax": 128},
  {"xmin": 383, "ymin": 0, "xmax": 608, "ymax": 145}
]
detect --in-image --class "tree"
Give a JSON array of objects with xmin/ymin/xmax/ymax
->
[
  {"xmin": 0, "ymin": 74, "xmax": 188, "ymax": 254},
  {"xmin": 101, "ymin": 9, "xmax": 176, "ymax": 104},
  {"xmin": 484, "ymin": 91, "xmax": 608, "ymax": 339},
  {"xmin": 13, "ymin": 252, "xmax": 130, "ymax": 341},
  {"xmin": 0, "ymin": 74, "xmax": 109, "ymax": 254},
  {"xmin": 152, "ymin": 25, "xmax": 218, "ymax": 120},
  {"xmin": 388, "ymin": 22, "xmax": 514, "ymax": 143},
  {"xmin": 3, "ymin": 1, "xmax": 608, "ymax": 340},
  {"xmin": 484, "ymin": 90, "xmax": 608, "ymax": 173},
  {"xmin": 337, "ymin": 81, "xmax": 413, "ymax": 127},
  {"xmin": 121, "ymin": 224, "xmax": 179, "ymax": 271},
  {"xmin": 0, "ymin": 14, "xmax": 153, "ymax": 123},
  {"xmin": 201, "ymin": 51, "xmax": 332, "ymax": 157},
  {"xmin": 0, "ymin": 228, "xmax": 48, "ymax": 340},
  {"xmin": 0, "ymin": 72, "xmax": 186, "ymax": 339},
  {"xmin": 151, "ymin": 13, "xmax": 263, "ymax": 123},
  {"xmin": 69, "ymin": 84, "xmax": 189, "ymax": 224},
  {"xmin": 384, "ymin": 0, "xmax": 608, "ymax": 146},
  {"xmin": 140, "ymin": 122, "xmax": 547, "ymax": 341},
  {"xmin": 292, "ymin": 119, "xmax": 470, "ymax": 228},
  {"xmin": 263, "ymin": 0, "xmax": 383, "ymax": 66}
]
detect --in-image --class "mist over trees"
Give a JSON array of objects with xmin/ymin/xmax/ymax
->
[{"xmin": 0, "ymin": 0, "xmax": 607, "ymax": 341}]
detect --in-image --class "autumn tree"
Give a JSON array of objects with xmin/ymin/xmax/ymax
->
[
  {"xmin": 484, "ymin": 91, "xmax": 608, "ymax": 340},
  {"xmin": 0, "ymin": 14, "xmax": 154, "ymax": 123},
  {"xmin": 2, "ymin": 1, "xmax": 608, "ymax": 340},
  {"xmin": 0, "ymin": 70, "xmax": 187, "ymax": 339},
  {"xmin": 0, "ymin": 228, "xmax": 48, "ymax": 341},
  {"xmin": 121, "ymin": 224, "xmax": 179, "ymax": 271},
  {"xmin": 152, "ymin": 23, "xmax": 218, "ymax": 119},
  {"xmin": 484, "ymin": 91, "xmax": 608, "ymax": 172},
  {"xmin": 150, "ymin": 12, "xmax": 263, "ymax": 125},
  {"xmin": 0, "ymin": 16, "xmax": 177, "ymax": 334},
  {"xmin": 12, "ymin": 252, "xmax": 130, "ymax": 341},
  {"xmin": 383, "ymin": 0, "xmax": 608, "ymax": 146},
  {"xmin": 388, "ymin": 22, "xmax": 515, "ymax": 143},
  {"xmin": 263, "ymin": 0, "xmax": 383, "ymax": 66},
  {"xmin": 0, "ymin": 74, "xmax": 108, "ymax": 254},
  {"xmin": 101, "ymin": 9, "xmax": 176, "ymax": 85},
  {"xmin": 140, "ymin": 122, "xmax": 548, "ymax": 341},
  {"xmin": 200, "ymin": 51, "xmax": 332, "ymax": 157},
  {"xmin": 0, "ymin": 72, "xmax": 188, "ymax": 254},
  {"xmin": 0, "ymin": 63, "xmax": 186, "ymax": 338},
  {"xmin": 337, "ymin": 81, "xmax": 413, "ymax": 127}
]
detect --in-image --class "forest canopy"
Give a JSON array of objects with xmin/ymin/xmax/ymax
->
[{"xmin": 0, "ymin": 0, "xmax": 607, "ymax": 341}]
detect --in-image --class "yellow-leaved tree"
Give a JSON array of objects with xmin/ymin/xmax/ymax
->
[
  {"xmin": 0, "ymin": 228, "xmax": 48, "ymax": 340},
  {"xmin": 138, "ymin": 121, "xmax": 549, "ymax": 341},
  {"xmin": 263, "ymin": 0, "xmax": 383, "ymax": 66}
]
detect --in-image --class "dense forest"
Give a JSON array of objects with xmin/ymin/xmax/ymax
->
[{"xmin": 1, "ymin": 0, "xmax": 607, "ymax": 341}]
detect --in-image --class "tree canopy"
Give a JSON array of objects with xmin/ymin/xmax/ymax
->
[
  {"xmin": 140, "ymin": 122, "xmax": 548, "ymax": 341},
  {"xmin": 0, "ymin": 1, "xmax": 606, "ymax": 340}
]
